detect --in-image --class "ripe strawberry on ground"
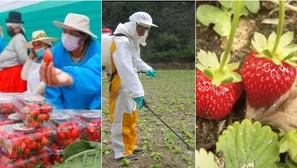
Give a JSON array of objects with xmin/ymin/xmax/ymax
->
[
  {"xmin": 196, "ymin": 50, "xmax": 243, "ymax": 120},
  {"xmin": 242, "ymin": 32, "xmax": 297, "ymax": 108}
]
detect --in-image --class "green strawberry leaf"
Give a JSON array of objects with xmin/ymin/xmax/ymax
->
[
  {"xmin": 244, "ymin": 0, "xmax": 260, "ymax": 13},
  {"xmin": 279, "ymin": 130, "xmax": 297, "ymax": 163},
  {"xmin": 213, "ymin": 13, "xmax": 231, "ymax": 36},
  {"xmin": 196, "ymin": 148, "xmax": 219, "ymax": 168},
  {"xmin": 197, "ymin": 5, "xmax": 231, "ymax": 36},
  {"xmin": 216, "ymin": 119, "xmax": 280, "ymax": 168},
  {"xmin": 219, "ymin": 0, "xmax": 233, "ymax": 9}
]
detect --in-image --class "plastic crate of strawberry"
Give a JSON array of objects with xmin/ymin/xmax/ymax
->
[
  {"xmin": 0, "ymin": 113, "xmax": 21, "ymax": 126},
  {"xmin": 0, "ymin": 123, "xmax": 55, "ymax": 159},
  {"xmin": 0, "ymin": 94, "xmax": 21, "ymax": 115},
  {"xmin": 49, "ymin": 111, "xmax": 85, "ymax": 149},
  {"xmin": 0, "ymin": 147, "xmax": 52, "ymax": 168},
  {"xmin": 14, "ymin": 94, "xmax": 53, "ymax": 128},
  {"xmin": 78, "ymin": 110, "xmax": 101, "ymax": 142}
]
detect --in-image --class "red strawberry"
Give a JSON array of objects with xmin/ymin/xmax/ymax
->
[
  {"xmin": 40, "ymin": 104, "xmax": 52, "ymax": 113},
  {"xmin": 241, "ymin": 51, "xmax": 297, "ymax": 107},
  {"xmin": 43, "ymin": 49, "xmax": 53, "ymax": 63},
  {"xmin": 196, "ymin": 70, "xmax": 243, "ymax": 119}
]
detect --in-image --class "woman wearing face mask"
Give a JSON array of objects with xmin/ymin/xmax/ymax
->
[
  {"xmin": 21, "ymin": 30, "xmax": 56, "ymax": 95},
  {"xmin": 0, "ymin": 11, "xmax": 28, "ymax": 92},
  {"xmin": 45, "ymin": 13, "xmax": 100, "ymax": 109}
]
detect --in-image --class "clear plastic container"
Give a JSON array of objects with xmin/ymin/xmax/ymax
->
[
  {"xmin": 78, "ymin": 110, "xmax": 101, "ymax": 142},
  {"xmin": 0, "ymin": 147, "xmax": 52, "ymax": 168},
  {"xmin": 49, "ymin": 111, "xmax": 85, "ymax": 148},
  {"xmin": 0, "ymin": 113, "xmax": 21, "ymax": 126},
  {"xmin": 0, "ymin": 94, "xmax": 20, "ymax": 114},
  {"xmin": 0, "ymin": 123, "xmax": 55, "ymax": 159},
  {"xmin": 15, "ymin": 94, "xmax": 53, "ymax": 128}
]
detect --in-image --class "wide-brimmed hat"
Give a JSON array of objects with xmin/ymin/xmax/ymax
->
[
  {"xmin": 129, "ymin": 12, "xmax": 158, "ymax": 28},
  {"xmin": 53, "ymin": 13, "xmax": 97, "ymax": 38},
  {"xmin": 24, "ymin": 30, "xmax": 57, "ymax": 48},
  {"xmin": 6, "ymin": 11, "xmax": 24, "ymax": 24}
]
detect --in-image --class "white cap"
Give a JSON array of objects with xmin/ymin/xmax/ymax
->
[{"xmin": 129, "ymin": 11, "xmax": 158, "ymax": 28}]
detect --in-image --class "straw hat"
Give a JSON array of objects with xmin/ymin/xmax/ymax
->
[{"xmin": 24, "ymin": 30, "xmax": 57, "ymax": 48}]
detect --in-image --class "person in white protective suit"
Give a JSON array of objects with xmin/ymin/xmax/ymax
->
[{"xmin": 109, "ymin": 11, "xmax": 157, "ymax": 160}]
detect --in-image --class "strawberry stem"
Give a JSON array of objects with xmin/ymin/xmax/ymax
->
[
  {"xmin": 219, "ymin": 0, "xmax": 243, "ymax": 72},
  {"xmin": 272, "ymin": 0, "xmax": 285, "ymax": 57}
]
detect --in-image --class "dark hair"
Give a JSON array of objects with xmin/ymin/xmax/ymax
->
[{"xmin": 18, "ymin": 29, "xmax": 29, "ymax": 54}]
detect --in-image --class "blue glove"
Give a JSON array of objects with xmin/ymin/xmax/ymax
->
[
  {"xmin": 145, "ymin": 69, "xmax": 156, "ymax": 78},
  {"xmin": 133, "ymin": 96, "xmax": 144, "ymax": 110}
]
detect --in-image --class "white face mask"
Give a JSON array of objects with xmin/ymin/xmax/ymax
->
[{"xmin": 62, "ymin": 33, "xmax": 80, "ymax": 51}]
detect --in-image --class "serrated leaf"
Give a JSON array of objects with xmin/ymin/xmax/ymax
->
[
  {"xmin": 64, "ymin": 140, "xmax": 94, "ymax": 160},
  {"xmin": 279, "ymin": 32, "xmax": 294, "ymax": 48},
  {"xmin": 244, "ymin": 0, "xmax": 260, "ymax": 13},
  {"xmin": 216, "ymin": 119, "xmax": 280, "ymax": 168},
  {"xmin": 281, "ymin": 130, "xmax": 297, "ymax": 163},
  {"xmin": 196, "ymin": 148, "xmax": 219, "ymax": 168},
  {"xmin": 268, "ymin": 32, "xmax": 277, "ymax": 51},
  {"xmin": 262, "ymin": 49, "xmax": 272, "ymax": 58},
  {"xmin": 197, "ymin": 5, "xmax": 225, "ymax": 26},
  {"xmin": 204, "ymin": 69, "xmax": 213, "ymax": 78}
]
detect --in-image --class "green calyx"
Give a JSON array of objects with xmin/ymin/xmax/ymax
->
[
  {"xmin": 251, "ymin": 0, "xmax": 297, "ymax": 67},
  {"xmin": 196, "ymin": 50, "xmax": 242, "ymax": 87},
  {"xmin": 251, "ymin": 31, "xmax": 297, "ymax": 66}
]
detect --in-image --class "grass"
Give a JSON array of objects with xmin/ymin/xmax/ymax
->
[{"xmin": 102, "ymin": 70, "xmax": 195, "ymax": 167}]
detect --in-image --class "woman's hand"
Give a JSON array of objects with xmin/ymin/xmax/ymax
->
[{"xmin": 40, "ymin": 62, "xmax": 73, "ymax": 87}]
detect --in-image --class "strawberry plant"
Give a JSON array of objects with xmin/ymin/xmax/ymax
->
[
  {"xmin": 196, "ymin": 0, "xmax": 244, "ymax": 120},
  {"xmin": 242, "ymin": 0, "xmax": 297, "ymax": 108},
  {"xmin": 197, "ymin": 0, "xmax": 259, "ymax": 36},
  {"xmin": 196, "ymin": 148, "xmax": 218, "ymax": 168},
  {"xmin": 120, "ymin": 157, "xmax": 129, "ymax": 167},
  {"xmin": 151, "ymin": 152, "xmax": 161, "ymax": 161}
]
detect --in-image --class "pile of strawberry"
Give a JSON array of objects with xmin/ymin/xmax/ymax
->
[
  {"xmin": 0, "ymin": 124, "xmax": 53, "ymax": 167},
  {"xmin": 15, "ymin": 95, "xmax": 52, "ymax": 128},
  {"xmin": 0, "ymin": 148, "xmax": 52, "ymax": 168},
  {"xmin": 0, "ymin": 126, "xmax": 52, "ymax": 158},
  {"xmin": 0, "ymin": 95, "xmax": 20, "ymax": 115}
]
